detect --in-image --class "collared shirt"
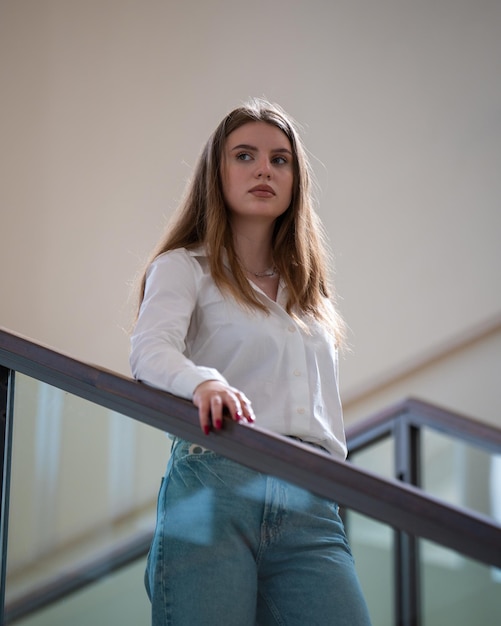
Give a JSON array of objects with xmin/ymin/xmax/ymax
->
[{"xmin": 130, "ymin": 247, "xmax": 347, "ymax": 460}]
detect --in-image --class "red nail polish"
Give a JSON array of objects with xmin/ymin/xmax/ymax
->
[
  {"xmin": 235, "ymin": 411, "xmax": 242, "ymax": 421},
  {"xmin": 215, "ymin": 419, "xmax": 222, "ymax": 430},
  {"xmin": 203, "ymin": 424, "xmax": 210, "ymax": 435}
]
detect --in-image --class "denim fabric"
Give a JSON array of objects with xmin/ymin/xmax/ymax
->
[{"xmin": 145, "ymin": 438, "xmax": 372, "ymax": 625}]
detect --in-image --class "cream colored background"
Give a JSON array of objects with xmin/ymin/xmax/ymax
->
[
  {"xmin": 1, "ymin": 0, "xmax": 500, "ymax": 424},
  {"xmin": 1, "ymin": 1, "xmax": 500, "ymax": 620}
]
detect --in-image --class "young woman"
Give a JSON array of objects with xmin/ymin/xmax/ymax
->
[{"xmin": 130, "ymin": 100, "xmax": 372, "ymax": 625}]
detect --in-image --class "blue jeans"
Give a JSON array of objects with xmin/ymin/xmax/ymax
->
[{"xmin": 145, "ymin": 438, "xmax": 372, "ymax": 625}]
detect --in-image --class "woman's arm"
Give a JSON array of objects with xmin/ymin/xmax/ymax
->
[{"xmin": 130, "ymin": 250, "xmax": 254, "ymax": 433}]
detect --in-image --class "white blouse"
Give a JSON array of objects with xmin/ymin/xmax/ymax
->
[{"xmin": 130, "ymin": 247, "xmax": 347, "ymax": 460}]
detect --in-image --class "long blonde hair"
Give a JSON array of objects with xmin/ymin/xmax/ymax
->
[{"xmin": 137, "ymin": 99, "xmax": 345, "ymax": 345}]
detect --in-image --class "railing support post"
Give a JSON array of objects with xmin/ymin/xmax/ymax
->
[
  {"xmin": 0, "ymin": 367, "xmax": 15, "ymax": 626},
  {"xmin": 394, "ymin": 418, "xmax": 421, "ymax": 626}
]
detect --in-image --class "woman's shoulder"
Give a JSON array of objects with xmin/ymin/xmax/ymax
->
[
  {"xmin": 152, "ymin": 245, "xmax": 206, "ymax": 266},
  {"xmin": 147, "ymin": 246, "xmax": 209, "ymax": 281}
]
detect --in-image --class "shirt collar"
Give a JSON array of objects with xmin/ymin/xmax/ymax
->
[
  {"xmin": 186, "ymin": 245, "xmax": 287, "ymax": 307},
  {"xmin": 187, "ymin": 245, "xmax": 231, "ymax": 270}
]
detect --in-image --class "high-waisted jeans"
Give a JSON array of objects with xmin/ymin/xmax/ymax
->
[{"xmin": 145, "ymin": 438, "xmax": 372, "ymax": 625}]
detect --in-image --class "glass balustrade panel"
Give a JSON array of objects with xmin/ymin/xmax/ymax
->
[
  {"xmin": 420, "ymin": 539, "xmax": 501, "ymax": 625},
  {"xmin": 346, "ymin": 437, "xmax": 395, "ymax": 625},
  {"xmin": 420, "ymin": 427, "xmax": 501, "ymax": 625},
  {"xmin": 5, "ymin": 374, "xmax": 170, "ymax": 625},
  {"xmin": 421, "ymin": 427, "xmax": 501, "ymax": 522}
]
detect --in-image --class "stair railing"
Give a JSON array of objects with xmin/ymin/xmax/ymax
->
[{"xmin": 1, "ymin": 328, "xmax": 500, "ymax": 626}]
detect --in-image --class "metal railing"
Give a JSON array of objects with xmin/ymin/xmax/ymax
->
[
  {"xmin": 345, "ymin": 398, "xmax": 501, "ymax": 626},
  {"xmin": 1, "ymin": 328, "xmax": 500, "ymax": 626}
]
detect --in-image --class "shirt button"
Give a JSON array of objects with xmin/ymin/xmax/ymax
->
[
  {"xmin": 288, "ymin": 325, "xmax": 296, "ymax": 332},
  {"xmin": 293, "ymin": 369, "xmax": 301, "ymax": 376},
  {"xmin": 297, "ymin": 407, "xmax": 305, "ymax": 414}
]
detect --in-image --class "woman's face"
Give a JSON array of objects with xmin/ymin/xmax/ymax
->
[{"xmin": 221, "ymin": 121, "xmax": 294, "ymax": 225}]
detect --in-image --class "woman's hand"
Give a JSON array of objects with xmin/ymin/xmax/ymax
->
[{"xmin": 192, "ymin": 380, "xmax": 255, "ymax": 435}]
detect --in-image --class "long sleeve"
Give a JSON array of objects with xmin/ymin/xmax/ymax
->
[{"xmin": 130, "ymin": 249, "xmax": 228, "ymax": 399}]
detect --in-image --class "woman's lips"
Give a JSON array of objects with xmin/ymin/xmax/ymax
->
[{"xmin": 249, "ymin": 185, "xmax": 275, "ymax": 197}]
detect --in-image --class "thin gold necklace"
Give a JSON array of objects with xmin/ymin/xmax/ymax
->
[{"xmin": 244, "ymin": 265, "xmax": 278, "ymax": 278}]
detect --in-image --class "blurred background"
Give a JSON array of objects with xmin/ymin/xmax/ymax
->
[
  {"xmin": 1, "ymin": 1, "xmax": 500, "ymax": 624},
  {"xmin": 1, "ymin": 0, "xmax": 500, "ymax": 422}
]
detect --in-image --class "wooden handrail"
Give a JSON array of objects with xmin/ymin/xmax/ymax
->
[{"xmin": 1, "ymin": 327, "xmax": 500, "ymax": 571}]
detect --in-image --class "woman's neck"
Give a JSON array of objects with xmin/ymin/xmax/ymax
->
[{"xmin": 231, "ymin": 221, "xmax": 275, "ymax": 274}]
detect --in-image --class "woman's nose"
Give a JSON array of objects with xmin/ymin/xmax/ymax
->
[{"xmin": 256, "ymin": 159, "xmax": 271, "ymax": 178}]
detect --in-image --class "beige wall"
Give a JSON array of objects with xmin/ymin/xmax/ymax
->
[{"xmin": 1, "ymin": 0, "xmax": 500, "ymax": 423}]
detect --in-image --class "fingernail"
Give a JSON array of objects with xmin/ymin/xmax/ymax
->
[
  {"xmin": 203, "ymin": 425, "xmax": 210, "ymax": 435},
  {"xmin": 215, "ymin": 419, "xmax": 222, "ymax": 430},
  {"xmin": 234, "ymin": 411, "xmax": 243, "ymax": 421}
]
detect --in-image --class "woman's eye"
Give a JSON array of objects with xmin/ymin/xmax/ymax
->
[
  {"xmin": 236, "ymin": 152, "xmax": 252, "ymax": 161},
  {"xmin": 272, "ymin": 155, "xmax": 288, "ymax": 165}
]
